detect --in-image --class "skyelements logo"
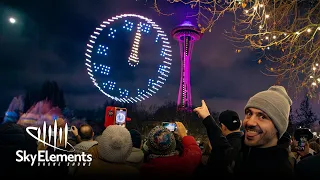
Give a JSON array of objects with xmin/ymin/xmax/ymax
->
[{"xmin": 16, "ymin": 121, "xmax": 92, "ymax": 166}]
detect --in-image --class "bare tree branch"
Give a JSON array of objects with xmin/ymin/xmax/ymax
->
[{"xmin": 153, "ymin": 0, "xmax": 320, "ymax": 98}]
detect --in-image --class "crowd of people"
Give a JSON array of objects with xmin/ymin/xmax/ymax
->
[{"xmin": 0, "ymin": 85, "xmax": 319, "ymax": 178}]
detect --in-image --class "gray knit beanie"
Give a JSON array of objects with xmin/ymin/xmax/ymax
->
[
  {"xmin": 244, "ymin": 86, "xmax": 292, "ymax": 138},
  {"xmin": 97, "ymin": 125, "xmax": 132, "ymax": 163}
]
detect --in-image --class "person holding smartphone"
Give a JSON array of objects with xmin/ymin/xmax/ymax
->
[
  {"xmin": 140, "ymin": 122, "xmax": 201, "ymax": 178},
  {"xmin": 291, "ymin": 128, "xmax": 315, "ymax": 164}
]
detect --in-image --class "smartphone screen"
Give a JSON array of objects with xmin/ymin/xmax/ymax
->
[
  {"xmin": 199, "ymin": 144, "xmax": 204, "ymax": 150},
  {"xmin": 115, "ymin": 108, "xmax": 127, "ymax": 125},
  {"xmin": 162, "ymin": 122, "xmax": 177, "ymax": 132},
  {"xmin": 297, "ymin": 137, "xmax": 307, "ymax": 151}
]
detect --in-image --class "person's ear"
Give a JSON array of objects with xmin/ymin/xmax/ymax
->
[{"xmin": 221, "ymin": 124, "xmax": 226, "ymax": 131}]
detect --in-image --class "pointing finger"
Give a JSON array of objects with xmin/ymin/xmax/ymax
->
[{"xmin": 201, "ymin": 100, "xmax": 207, "ymax": 107}]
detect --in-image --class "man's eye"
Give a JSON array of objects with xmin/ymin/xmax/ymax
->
[{"xmin": 259, "ymin": 115, "xmax": 266, "ymax": 119}]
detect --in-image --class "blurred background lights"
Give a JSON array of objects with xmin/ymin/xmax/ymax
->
[{"xmin": 9, "ymin": 17, "xmax": 16, "ymax": 24}]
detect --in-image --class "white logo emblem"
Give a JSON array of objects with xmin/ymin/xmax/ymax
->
[
  {"xmin": 26, "ymin": 121, "xmax": 74, "ymax": 152},
  {"xmin": 16, "ymin": 121, "xmax": 92, "ymax": 166}
]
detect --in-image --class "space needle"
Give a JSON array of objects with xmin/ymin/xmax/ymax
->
[{"xmin": 172, "ymin": 20, "xmax": 203, "ymax": 111}]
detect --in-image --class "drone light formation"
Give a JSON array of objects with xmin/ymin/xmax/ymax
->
[{"xmin": 85, "ymin": 14, "xmax": 172, "ymax": 103}]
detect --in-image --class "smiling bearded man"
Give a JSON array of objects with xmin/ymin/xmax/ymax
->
[{"xmin": 193, "ymin": 86, "xmax": 294, "ymax": 178}]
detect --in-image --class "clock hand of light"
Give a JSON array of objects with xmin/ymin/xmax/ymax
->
[{"xmin": 128, "ymin": 24, "xmax": 142, "ymax": 67}]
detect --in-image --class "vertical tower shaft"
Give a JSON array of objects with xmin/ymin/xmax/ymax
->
[
  {"xmin": 172, "ymin": 21, "xmax": 202, "ymax": 111},
  {"xmin": 177, "ymin": 35, "xmax": 194, "ymax": 108}
]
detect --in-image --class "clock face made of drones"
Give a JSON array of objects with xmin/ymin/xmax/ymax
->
[{"xmin": 85, "ymin": 14, "xmax": 172, "ymax": 103}]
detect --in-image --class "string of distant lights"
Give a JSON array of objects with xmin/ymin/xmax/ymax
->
[
  {"xmin": 229, "ymin": 0, "xmax": 320, "ymax": 97},
  {"xmin": 310, "ymin": 63, "xmax": 320, "ymax": 87},
  {"xmin": 85, "ymin": 14, "xmax": 173, "ymax": 103}
]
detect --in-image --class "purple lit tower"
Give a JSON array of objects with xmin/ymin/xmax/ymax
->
[{"xmin": 171, "ymin": 20, "xmax": 203, "ymax": 111}]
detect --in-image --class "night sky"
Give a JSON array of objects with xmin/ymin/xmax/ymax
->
[{"xmin": 0, "ymin": 0, "xmax": 319, "ymax": 119}]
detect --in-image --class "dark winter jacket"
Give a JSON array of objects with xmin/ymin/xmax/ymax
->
[
  {"xmin": 193, "ymin": 130, "xmax": 243, "ymax": 178},
  {"xmin": 295, "ymin": 153, "xmax": 320, "ymax": 178},
  {"xmin": 226, "ymin": 132, "xmax": 243, "ymax": 150},
  {"xmin": 206, "ymin": 131, "xmax": 243, "ymax": 166},
  {"xmin": 0, "ymin": 122, "xmax": 38, "ymax": 177},
  {"xmin": 202, "ymin": 115, "xmax": 294, "ymax": 178}
]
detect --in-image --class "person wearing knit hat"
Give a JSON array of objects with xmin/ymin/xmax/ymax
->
[
  {"xmin": 194, "ymin": 86, "xmax": 294, "ymax": 178},
  {"xmin": 97, "ymin": 125, "xmax": 133, "ymax": 163},
  {"xmin": 140, "ymin": 122, "xmax": 202, "ymax": 178},
  {"xmin": 73, "ymin": 125, "xmax": 139, "ymax": 178},
  {"xmin": 243, "ymin": 85, "xmax": 292, "ymax": 148},
  {"xmin": 245, "ymin": 86, "xmax": 292, "ymax": 136},
  {"xmin": 145, "ymin": 126, "xmax": 176, "ymax": 155}
]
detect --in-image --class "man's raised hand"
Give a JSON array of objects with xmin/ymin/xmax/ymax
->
[{"xmin": 193, "ymin": 100, "xmax": 210, "ymax": 120}]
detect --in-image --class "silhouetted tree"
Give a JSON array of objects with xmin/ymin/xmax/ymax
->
[
  {"xmin": 125, "ymin": 103, "xmax": 151, "ymax": 132},
  {"xmin": 62, "ymin": 107, "xmax": 74, "ymax": 120},
  {"xmin": 23, "ymin": 81, "xmax": 66, "ymax": 112},
  {"xmin": 153, "ymin": 101, "xmax": 177, "ymax": 122},
  {"xmin": 59, "ymin": 90, "xmax": 66, "ymax": 109},
  {"xmin": 40, "ymin": 81, "xmax": 66, "ymax": 109},
  {"xmin": 295, "ymin": 95, "xmax": 319, "ymax": 128},
  {"xmin": 103, "ymin": 99, "xmax": 125, "ymax": 108},
  {"xmin": 23, "ymin": 91, "xmax": 31, "ymax": 113},
  {"xmin": 23, "ymin": 89, "xmax": 40, "ymax": 112},
  {"xmin": 287, "ymin": 107, "xmax": 295, "ymax": 135},
  {"xmin": 101, "ymin": 100, "xmax": 153, "ymax": 132}
]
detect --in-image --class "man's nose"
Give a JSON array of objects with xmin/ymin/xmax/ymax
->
[{"xmin": 246, "ymin": 115, "xmax": 258, "ymax": 126}]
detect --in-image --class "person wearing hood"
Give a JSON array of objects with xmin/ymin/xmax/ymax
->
[
  {"xmin": 126, "ymin": 129, "xmax": 144, "ymax": 168},
  {"xmin": 194, "ymin": 86, "xmax": 294, "ymax": 178}
]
